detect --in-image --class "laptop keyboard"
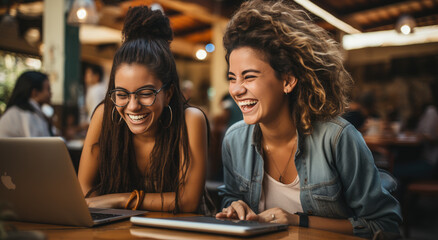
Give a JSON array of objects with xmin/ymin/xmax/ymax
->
[{"xmin": 91, "ymin": 212, "xmax": 121, "ymax": 220}]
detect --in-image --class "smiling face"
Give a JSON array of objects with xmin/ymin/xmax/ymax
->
[
  {"xmin": 228, "ymin": 47, "xmax": 295, "ymax": 126},
  {"xmin": 114, "ymin": 63, "xmax": 170, "ymax": 136}
]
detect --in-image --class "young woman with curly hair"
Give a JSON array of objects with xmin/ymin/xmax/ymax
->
[
  {"xmin": 216, "ymin": 0, "xmax": 402, "ymax": 238},
  {"xmin": 78, "ymin": 5, "xmax": 208, "ymax": 213}
]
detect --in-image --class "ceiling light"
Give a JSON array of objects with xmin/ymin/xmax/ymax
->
[
  {"xmin": 24, "ymin": 27, "xmax": 41, "ymax": 46},
  {"xmin": 150, "ymin": 3, "xmax": 164, "ymax": 14},
  {"xmin": 67, "ymin": 0, "xmax": 99, "ymax": 25},
  {"xmin": 196, "ymin": 49, "xmax": 207, "ymax": 60},
  {"xmin": 396, "ymin": 15, "xmax": 415, "ymax": 35},
  {"xmin": 205, "ymin": 43, "xmax": 215, "ymax": 53},
  {"xmin": 294, "ymin": 0, "xmax": 361, "ymax": 34},
  {"xmin": 76, "ymin": 8, "xmax": 87, "ymax": 20}
]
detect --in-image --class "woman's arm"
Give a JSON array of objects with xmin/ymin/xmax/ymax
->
[
  {"xmin": 78, "ymin": 104, "xmax": 103, "ymax": 196},
  {"xmin": 173, "ymin": 107, "xmax": 208, "ymax": 212},
  {"xmin": 335, "ymin": 124, "xmax": 402, "ymax": 238},
  {"xmin": 257, "ymin": 208, "xmax": 353, "ymax": 235},
  {"xmin": 216, "ymin": 199, "xmax": 353, "ymax": 236}
]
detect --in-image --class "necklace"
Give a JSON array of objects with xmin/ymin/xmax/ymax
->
[{"xmin": 264, "ymin": 137, "xmax": 296, "ymax": 183}]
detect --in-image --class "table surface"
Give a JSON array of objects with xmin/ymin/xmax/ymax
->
[{"xmin": 5, "ymin": 212, "xmax": 363, "ymax": 240}]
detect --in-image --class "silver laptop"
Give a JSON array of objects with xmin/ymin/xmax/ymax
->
[
  {"xmin": 0, "ymin": 137, "xmax": 146, "ymax": 227},
  {"xmin": 130, "ymin": 216, "xmax": 288, "ymax": 237}
]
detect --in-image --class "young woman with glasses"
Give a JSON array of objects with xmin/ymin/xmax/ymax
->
[
  {"xmin": 78, "ymin": 6, "xmax": 209, "ymax": 213},
  {"xmin": 215, "ymin": 0, "xmax": 402, "ymax": 238}
]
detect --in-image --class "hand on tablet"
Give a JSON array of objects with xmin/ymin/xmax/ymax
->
[{"xmin": 215, "ymin": 200, "xmax": 258, "ymax": 221}]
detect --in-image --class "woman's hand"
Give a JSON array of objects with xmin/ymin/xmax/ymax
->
[
  {"xmin": 258, "ymin": 208, "xmax": 298, "ymax": 225},
  {"xmin": 85, "ymin": 193, "xmax": 127, "ymax": 209},
  {"xmin": 215, "ymin": 200, "xmax": 258, "ymax": 220}
]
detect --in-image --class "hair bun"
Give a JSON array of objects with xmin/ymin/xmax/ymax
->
[{"xmin": 122, "ymin": 6, "xmax": 173, "ymax": 42}]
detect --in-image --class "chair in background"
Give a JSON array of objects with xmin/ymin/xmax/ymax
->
[
  {"xmin": 205, "ymin": 180, "xmax": 223, "ymax": 212},
  {"xmin": 403, "ymin": 181, "xmax": 438, "ymax": 238}
]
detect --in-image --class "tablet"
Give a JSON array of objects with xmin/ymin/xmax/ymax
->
[{"xmin": 130, "ymin": 216, "xmax": 288, "ymax": 237}]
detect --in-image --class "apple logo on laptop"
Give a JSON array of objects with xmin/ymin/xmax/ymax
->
[{"xmin": 1, "ymin": 172, "xmax": 16, "ymax": 190}]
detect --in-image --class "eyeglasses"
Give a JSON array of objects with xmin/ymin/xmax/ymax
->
[{"xmin": 109, "ymin": 85, "xmax": 166, "ymax": 107}]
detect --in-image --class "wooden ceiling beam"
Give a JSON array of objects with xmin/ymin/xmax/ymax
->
[
  {"xmin": 360, "ymin": 8, "xmax": 438, "ymax": 31},
  {"xmin": 335, "ymin": 0, "xmax": 406, "ymax": 16},
  {"xmin": 299, "ymin": 0, "xmax": 363, "ymax": 32},
  {"xmin": 118, "ymin": 0, "xmax": 225, "ymax": 24},
  {"xmin": 343, "ymin": 0, "xmax": 435, "ymax": 19},
  {"xmin": 174, "ymin": 24, "xmax": 211, "ymax": 37},
  {"xmin": 341, "ymin": 0, "xmax": 438, "ymax": 32},
  {"xmin": 152, "ymin": 0, "xmax": 226, "ymax": 23}
]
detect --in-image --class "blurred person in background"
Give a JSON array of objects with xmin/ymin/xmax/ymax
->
[
  {"xmin": 209, "ymin": 93, "xmax": 243, "ymax": 182},
  {"xmin": 394, "ymin": 81, "xmax": 438, "ymax": 181},
  {"xmin": 181, "ymin": 80, "xmax": 194, "ymax": 101},
  {"xmin": 84, "ymin": 63, "xmax": 106, "ymax": 122},
  {"xmin": 342, "ymin": 91, "xmax": 377, "ymax": 134},
  {"xmin": 0, "ymin": 71, "xmax": 54, "ymax": 137},
  {"xmin": 415, "ymin": 81, "xmax": 438, "ymax": 175},
  {"xmin": 62, "ymin": 63, "xmax": 106, "ymax": 140},
  {"xmin": 219, "ymin": 93, "xmax": 242, "ymax": 129}
]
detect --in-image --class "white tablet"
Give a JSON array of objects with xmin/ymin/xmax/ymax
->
[{"xmin": 130, "ymin": 216, "xmax": 288, "ymax": 237}]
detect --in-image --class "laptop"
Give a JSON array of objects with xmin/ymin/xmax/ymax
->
[
  {"xmin": 0, "ymin": 137, "xmax": 146, "ymax": 227},
  {"xmin": 130, "ymin": 216, "xmax": 289, "ymax": 237}
]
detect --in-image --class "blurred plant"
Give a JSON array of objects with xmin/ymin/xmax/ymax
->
[{"xmin": 0, "ymin": 83, "xmax": 11, "ymax": 114}]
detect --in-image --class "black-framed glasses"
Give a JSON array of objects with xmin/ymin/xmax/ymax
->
[{"xmin": 109, "ymin": 85, "xmax": 166, "ymax": 107}]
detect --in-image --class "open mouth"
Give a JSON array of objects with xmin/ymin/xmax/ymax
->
[
  {"xmin": 238, "ymin": 100, "xmax": 258, "ymax": 112},
  {"xmin": 127, "ymin": 113, "xmax": 149, "ymax": 122}
]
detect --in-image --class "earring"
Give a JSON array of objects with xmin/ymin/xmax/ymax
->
[
  {"xmin": 111, "ymin": 107, "xmax": 122, "ymax": 124},
  {"xmin": 161, "ymin": 105, "xmax": 173, "ymax": 128}
]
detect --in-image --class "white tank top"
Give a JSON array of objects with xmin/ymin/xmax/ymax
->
[{"xmin": 258, "ymin": 172, "xmax": 303, "ymax": 214}]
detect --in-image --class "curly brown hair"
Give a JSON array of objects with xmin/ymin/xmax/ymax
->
[{"xmin": 223, "ymin": 0, "xmax": 353, "ymax": 134}]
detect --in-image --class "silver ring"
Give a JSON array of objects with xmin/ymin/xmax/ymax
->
[{"xmin": 271, "ymin": 214, "xmax": 275, "ymax": 220}]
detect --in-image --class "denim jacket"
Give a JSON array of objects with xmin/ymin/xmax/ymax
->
[{"xmin": 218, "ymin": 117, "xmax": 402, "ymax": 238}]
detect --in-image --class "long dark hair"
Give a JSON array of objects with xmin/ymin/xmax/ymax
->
[
  {"xmin": 6, "ymin": 71, "xmax": 48, "ymax": 112},
  {"xmin": 224, "ymin": 0, "xmax": 353, "ymax": 135},
  {"xmin": 87, "ymin": 6, "xmax": 190, "ymax": 213}
]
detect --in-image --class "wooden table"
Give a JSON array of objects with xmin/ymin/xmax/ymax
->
[
  {"xmin": 4, "ymin": 212, "xmax": 362, "ymax": 240},
  {"xmin": 363, "ymin": 133, "xmax": 423, "ymax": 171}
]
